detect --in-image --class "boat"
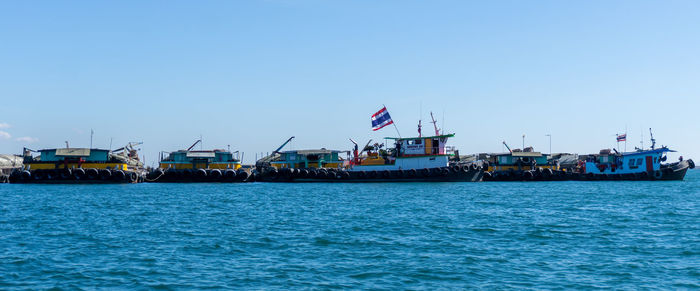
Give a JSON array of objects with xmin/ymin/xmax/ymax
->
[
  {"xmin": 9, "ymin": 143, "xmax": 145, "ymax": 184},
  {"xmin": 573, "ymin": 129, "xmax": 694, "ymax": 181},
  {"xmin": 482, "ymin": 142, "xmax": 565, "ymax": 181},
  {"xmin": 147, "ymin": 139, "xmax": 248, "ymax": 182},
  {"xmin": 256, "ymin": 111, "xmax": 483, "ymax": 182},
  {"xmin": 482, "ymin": 129, "xmax": 694, "ymax": 181},
  {"xmin": 341, "ymin": 132, "xmax": 483, "ymax": 182},
  {"xmin": 576, "ymin": 148, "xmax": 693, "ymax": 181}
]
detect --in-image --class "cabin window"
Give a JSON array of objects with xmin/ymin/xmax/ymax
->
[
  {"xmin": 636, "ymin": 158, "xmax": 643, "ymax": 165},
  {"xmin": 629, "ymin": 159, "xmax": 635, "ymax": 166},
  {"xmin": 407, "ymin": 139, "xmax": 422, "ymax": 145}
]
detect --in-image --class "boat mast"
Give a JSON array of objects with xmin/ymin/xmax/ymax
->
[
  {"xmin": 430, "ymin": 112, "xmax": 440, "ymax": 136},
  {"xmin": 417, "ymin": 120, "xmax": 422, "ymax": 138}
]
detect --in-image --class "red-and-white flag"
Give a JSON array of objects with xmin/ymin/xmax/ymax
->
[
  {"xmin": 616, "ymin": 133, "xmax": 627, "ymax": 142},
  {"xmin": 371, "ymin": 107, "xmax": 394, "ymax": 131}
]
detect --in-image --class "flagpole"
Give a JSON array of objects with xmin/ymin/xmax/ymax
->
[
  {"xmin": 392, "ymin": 123, "xmax": 401, "ymax": 138},
  {"xmin": 624, "ymin": 126, "xmax": 627, "ymax": 152},
  {"xmin": 383, "ymin": 104, "xmax": 401, "ymax": 138}
]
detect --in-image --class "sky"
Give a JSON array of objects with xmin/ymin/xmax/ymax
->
[{"xmin": 0, "ymin": 0, "xmax": 698, "ymax": 166}]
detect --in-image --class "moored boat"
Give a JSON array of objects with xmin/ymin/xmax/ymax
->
[
  {"xmin": 9, "ymin": 143, "xmax": 145, "ymax": 184},
  {"xmin": 575, "ymin": 147, "xmax": 693, "ymax": 181},
  {"xmin": 482, "ymin": 129, "xmax": 694, "ymax": 181},
  {"xmin": 256, "ymin": 108, "xmax": 483, "ymax": 182},
  {"xmin": 482, "ymin": 142, "xmax": 565, "ymax": 181},
  {"xmin": 147, "ymin": 139, "xmax": 249, "ymax": 182}
]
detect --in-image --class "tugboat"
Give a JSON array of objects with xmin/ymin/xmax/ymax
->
[
  {"xmin": 341, "ymin": 132, "xmax": 483, "ymax": 182},
  {"xmin": 576, "ymin": 130, "xmax": 693, "ymax": 181},
  {"xmin": 147, "ymin": 139, "xmax": 249, "ymax": 182},
  {"xmin": 257, "ymin": 109, "xmax": 483, "ymax": 182},
  {"xmin": 9, "ymin": 142, "xmax": 145, "ymax": 184}
]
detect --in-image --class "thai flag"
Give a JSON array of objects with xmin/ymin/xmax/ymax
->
[
  {"xmin": 616, "ymin": 134, "xmax": 627, "ymax": 142},
  {"xmin": 371, "ymin": 107, "xmax": 394, "ymax": 131}
]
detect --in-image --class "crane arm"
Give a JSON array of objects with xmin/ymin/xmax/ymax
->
[
  {"xmin": 273, "ymin": 136, "xmax": 295, "ymax": 154},
  {"xmin": 358, "ymin": 139, "xmax": 373, "ymax": 156},
  {"xmin": 503, "ymin": 141, "xmax": 512, "ymax": 153},
  {"xmin": 187, "ymin": 139, "xmax": 202, "ymax": 151}
]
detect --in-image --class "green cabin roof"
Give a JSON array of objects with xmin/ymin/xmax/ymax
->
[{"xmin": 385, "ymin": 133, "xmax": 455, "ymax": 141}]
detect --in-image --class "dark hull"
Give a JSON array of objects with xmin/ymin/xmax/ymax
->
[
  {"xmin": 256, "ymin": 167, "xmax": 484, "ymax": 183},
  {"xmin": 145, "ymin": 169, "xmax": 252, "ymax": 183},
  {"xmin": 484, "ymin": 159, "xmax": 693, "ymax": 182},
  {"xmin": 9, "ymin": 169, "xmax": 144, "ymax": 184}
]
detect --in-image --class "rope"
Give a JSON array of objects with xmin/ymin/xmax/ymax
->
[{"xmin": 143, "ymin": 171, "xmax": 164, "ymax": 182}]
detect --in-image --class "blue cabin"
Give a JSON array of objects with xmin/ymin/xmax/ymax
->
[{"xmin": 583, "ymin": 148, "xmax": 672, "ymax": 175}]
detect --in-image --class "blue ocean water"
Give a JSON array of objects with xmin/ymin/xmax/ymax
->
[{"xmin": 1, "ymin": 171, "xmax": 698, "ymax": 289}]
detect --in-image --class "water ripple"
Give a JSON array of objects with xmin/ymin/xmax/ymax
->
[{"xmin": 0, "ymin": 172, "xmax": 698, "ymax": 289}]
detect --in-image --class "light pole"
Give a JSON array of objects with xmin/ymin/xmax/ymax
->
[
  {"xmin": 546, "ymin": 134, "xmax": 551, "ymax": 155},
  {"xmin": 522, "ymin": 134, "xmax": 525, "ymax": 150}
]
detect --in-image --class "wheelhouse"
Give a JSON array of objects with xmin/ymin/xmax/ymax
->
[
  {"xmin": 583, "ymin": 148, "xmax": 672, "ymax": 175},
  {"xmin": 486, "ymin": 147, "xmax": 558, "ymax": 172},
  {"xmin": 270, "ymin": 149, "xmax": 346, "ymax": 169},
  {"xmin": 391, "ymin": 134, "xmax": 454, "ymax": 157},
  {"xmin": 159, "ymin": 150, "xmax": 241, "ymax": 170}
]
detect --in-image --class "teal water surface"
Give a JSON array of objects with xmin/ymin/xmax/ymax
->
[{"xmin": 1, "ymin": 171, "xmax": 698, "ymax": 289}]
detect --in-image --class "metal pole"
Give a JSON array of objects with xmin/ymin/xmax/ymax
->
[
  {"xmin": 392, "ymin": 122, "xmax": 401, "ymax": 138},
  {"xmin": 522, "ymin": 134, "xmax": 525, "ymax": 150},
  {"xmin": 383, "ymin": 104, "xmax": 401, "ymax": 138}
]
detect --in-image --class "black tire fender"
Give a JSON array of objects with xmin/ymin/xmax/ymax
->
[
  {"xmin": 21, "ymin": 170, "xmax": 32, "ymax": 180},
  {"xmin": 100, "ymin": 169, "xmax": 112, "ymax": 180},
  {"xmin": 114, "ymin": 170, "xmax": 126, "ymax": 180}
]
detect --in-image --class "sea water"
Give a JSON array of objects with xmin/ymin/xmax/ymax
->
[{"xmin": 1, "ymin": 171, "xmax": 698, "ymax": 289}]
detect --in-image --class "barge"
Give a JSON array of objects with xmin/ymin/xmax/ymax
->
[
  {"xmin": 9, "ymin": 143, "xmax": 145, "ymax": 184},
  {"xmin": 147, "ymin": 140, "xmax": 249, "ymax": 182}
]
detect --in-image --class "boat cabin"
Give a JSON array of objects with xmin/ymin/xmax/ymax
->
[
  {"xmin": 486, "ymin": 147, "xmax": 558, "ymax": 171},
  {"xmin": 390, "ymin": 134, "xmax": 453, "ymax": 157},
  {"xmin": 270, "ymin": 149, "xmax": 346, "ymax": 169},
  {"xmin": 160, "ymin": 149, "xmax": 241, "ymax": 170},
  {"xmin": 582, "ymin": 148, "xmax": 671, "ymax": 175},
  {"xmin": 24, "ymin": 148, "xmax": 130, "ymax": 171}
]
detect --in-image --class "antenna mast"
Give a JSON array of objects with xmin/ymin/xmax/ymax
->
[{"xmin": 430, "ymin": 112, "xmax": 440, "ymax": 136}]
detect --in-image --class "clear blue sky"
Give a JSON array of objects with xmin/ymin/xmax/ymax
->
[{"xmin": 1, "ymin": 0, "xmax": 698, "ymax": 165}]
